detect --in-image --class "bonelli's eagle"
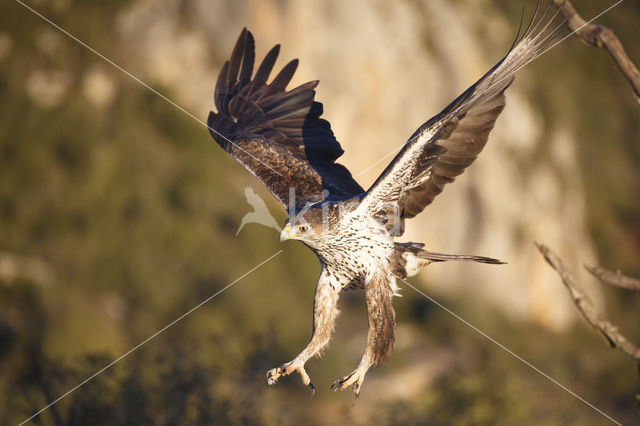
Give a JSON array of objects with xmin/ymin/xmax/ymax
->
[{"xmin": 208, "ymin": 1, "xmax": 564, "ymax": 398}]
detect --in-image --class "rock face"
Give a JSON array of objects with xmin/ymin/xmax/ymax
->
[{"xmin": 116, "ymin": 0, "xmax": 600, "ymax": 330}]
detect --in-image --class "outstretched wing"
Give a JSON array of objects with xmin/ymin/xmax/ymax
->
[
  {"xmin": 208, "ymin": 29, "xmax": 364, "ymax": 212},
  {"xmin": 360, "ymin": 1, "xmax": 565, "ymax": 220}
]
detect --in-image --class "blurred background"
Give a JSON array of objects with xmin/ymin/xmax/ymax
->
[{"xmin": 1, "ymin": 0, "xmax": 639, "ymax": 424}]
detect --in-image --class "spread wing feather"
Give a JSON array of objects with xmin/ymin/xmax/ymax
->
[
  {"xmin": 208, "ymin": 29, "xmax": 363, "ymax": 212},
  {"xmin": 360, "ymin": 1, "xmax": 566, "ymax": 222}
]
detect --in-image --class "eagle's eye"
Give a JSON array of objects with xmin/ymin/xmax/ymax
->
[{"xmin": 298, "ymin": 225, "xmax": 309, "ymax": 233}]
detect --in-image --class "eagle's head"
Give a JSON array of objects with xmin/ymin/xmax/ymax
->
[{"xmin": 280, "ymin": 207, "xmax": 326, "ymax": 245}]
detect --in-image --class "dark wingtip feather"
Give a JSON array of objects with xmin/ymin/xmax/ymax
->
[
  {"xmin": 258, "ymin": 58, "xmax": 299, "ymax": 100},
  {"xmin": 238, "ymin": 30, "xmax": 255, "ymax": 87},
  {"xmin": 271, "ymin": 59, "xmax": 299, "ymax": 89},
  {"xmin": 227, "ymin": 29, "xmax": 248, "ymax": 88},
  {"xmin": 252, "ymin": 44, "xmax": 280, "ymax": 91},
  {"xmin": 214, "ymin": 60, "xmax": 230, "ymax": 112}
]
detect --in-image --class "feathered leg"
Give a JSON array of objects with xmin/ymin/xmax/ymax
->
[
  {"xmin": 267, "ymin": 271, "xmax": 339, "ymax": 396},
  {"xmin": 332, "ymin": 270, "xmax": 396, "ymax": 399}
]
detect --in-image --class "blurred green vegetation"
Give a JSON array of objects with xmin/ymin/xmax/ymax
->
[{"xmin": 1, "ymin": 0, "xmax": 639, "ymax": 425}]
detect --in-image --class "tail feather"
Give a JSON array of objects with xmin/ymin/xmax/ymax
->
[
  {"xmin": 390, "ymin": 242, "xmax": 505, "ymax": 278},
  {"xmin": 416, "ymin": 250, "xmax": 506, "ymax": 265}
]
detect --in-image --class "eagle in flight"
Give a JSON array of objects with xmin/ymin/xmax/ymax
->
[{"xmin": 208, "ymin": 1, "xmax": 564, "ymax": 398}]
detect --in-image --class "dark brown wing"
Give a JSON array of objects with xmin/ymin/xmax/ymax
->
[
  {"xmin": 398, "ymin": 75, "xmax": 511, "ymax": 218},
  {"xmin": 359, "ymin": 1, "xmax": 565, "ymax": 221},
  {"xmin": 208, "ymin": 29, "xmax": 363, "ymax": 211}
]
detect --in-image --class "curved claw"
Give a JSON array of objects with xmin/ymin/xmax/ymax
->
[
  {"xmin": 331, "ymin": 370, "xmax": 364, "ymax": 398},
  {"xmin": 351, "ymin": 391, "xmax": 360, "ymax": 406},
  {"xmin": 330, "ymin": 378, "xmax": 341, "ymax": 392},
  {"xmin": 330, "ymin": 378, "xmax": 340, "ymax": 392},
  {"xmin": 331, "ymin": 371, "xmax": 354, "ymax": 392},
  {"xmin": 266, "ymin": 361, "xmax": 314, "ymax": 395},
  {"xmin": 266, "ymin": 365, "xmax": 285, "ymax": 386}
]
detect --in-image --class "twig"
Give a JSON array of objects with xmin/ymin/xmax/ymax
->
[
  {"xmin": 584, "ymin": 265, "xmax": 640, "ymax": 291},
  {"xmin": 535, "ymin": 243, "xmax": 640, "ymax": 361},
  {"xmin": 554, "ymin": 0, "xmax": 640, "ymax": 102}
]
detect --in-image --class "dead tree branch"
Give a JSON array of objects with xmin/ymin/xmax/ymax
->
[
  {"xmin": 585, "ymin": 264, "xmax": 640, "ymax": 291},
  {"xmin": 554, "ymin": 0, "xmax": 640, "ymax": 102},
  {"xmin": 535, "ymin": 243, "xmax": 640, "ymax": 361}
]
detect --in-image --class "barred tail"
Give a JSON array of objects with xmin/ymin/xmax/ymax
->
[
  {"xmin": 416, "ymin": 250, "xmax": 505, "ymax": 265},
  {"xmin": 391, "ymin": 242, "xmax": 505, "ymax": 278}
]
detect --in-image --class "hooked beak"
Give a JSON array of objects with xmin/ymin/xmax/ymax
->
[{"xmin": 280, "ymin": 223, "xmax": 292, "ymax": 242}]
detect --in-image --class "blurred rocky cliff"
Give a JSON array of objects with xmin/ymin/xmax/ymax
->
[{"xmin": 2, "ymin": 0, "xmax": 639, "ymax": 424}]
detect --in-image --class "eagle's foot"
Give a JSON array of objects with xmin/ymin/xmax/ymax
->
[
  {"xmin": 266, "ymin": 361, "xmax": 315, "ymax": 397},
  {"xmin": 331, "ymin": 369, "xmax": 365, "ymax": 398}
]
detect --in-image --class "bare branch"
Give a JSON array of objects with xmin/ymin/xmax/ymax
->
[
  {"xmin": 554, "ymin": 0, "xmax": 640, "ymax": 102},
  {"xmin": 585, "ymin": 264, "xmax": 640, "ymax": 291},
  {"xmin": 535, "ymin": 243, "xmax": 640, "ymax": 361}
]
